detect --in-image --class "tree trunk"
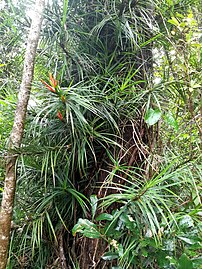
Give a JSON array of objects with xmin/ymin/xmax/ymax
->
[
  {"xmin": 0, "ymin": 1, "xmax": 45, "ymax": 268},
  {"xmin": 75, "ymin": 1, "xmax": 155, "ymax": 267}
]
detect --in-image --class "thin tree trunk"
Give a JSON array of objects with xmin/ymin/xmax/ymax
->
[{"xmin": 0, "ymin": 1, "xmax": 45, "ymax": 268}]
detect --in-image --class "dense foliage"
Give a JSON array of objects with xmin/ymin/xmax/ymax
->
[{"xmin": 0, "ymin": 0, "xmax": 201, "ymax": 268}]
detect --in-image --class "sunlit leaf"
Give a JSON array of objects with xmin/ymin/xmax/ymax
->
[
  {"xmin": 145, "ymin": 108, "xmax": 162, "ymax": 126},
  {"xmin": 192, "ymin": 257, "xmax": 202, "ymax": 267},
  {"xmin": 96, "ymin": 213, "xmax": 113, "ymax": 221},
  {"xmin": 179, "ymin": 215, "xmax": 194, "ymax": 228},
  {"xmin": 168, "ymin": 17, "xmax": 179, "ymax": 26},
  {"xmin": 102, "ymin": 252, "xmax": 119, "ymax": 261},
  {"xmin": 72, "ymin": 218, "xmax": 101, "ymax": 238},
  {"xmin": 82, "ymin": 229, "xmax": 101, "ymax": 239},
  {"xmin": 164, "ymin": 112, "xmax": 179, "ymax": 130},
  {"xmin": 90, "ymin": 195, "xmax": 98, "ymax": 219},
  {"xmin": 119, "ymin": 213, "xmax": 136, "ymax": 231},
  {"xmin": 177, "ymin": 236, "xmax": 198, "ymax": 245}
]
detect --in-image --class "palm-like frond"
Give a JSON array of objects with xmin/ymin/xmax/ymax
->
[
  {"xmin": 3, "ymin": 0, "xmax": 201, "ymax": 268},
  {"xmin": 94, "ymin": 160, "xmax": 201, "ymax": 267}
]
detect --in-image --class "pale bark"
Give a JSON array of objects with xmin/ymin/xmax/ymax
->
[{"xmin": 0, "ymin": 1, "xmax": 45, "ymax": 268}]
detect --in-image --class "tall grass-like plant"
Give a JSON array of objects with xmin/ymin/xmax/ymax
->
[
  {"xmin": 1, "ymin": 0, "xmax": 201, "ymax": 268},
  {"xmin": 73, "ymin": 160, "xmax": 202, "ymax": 268}
]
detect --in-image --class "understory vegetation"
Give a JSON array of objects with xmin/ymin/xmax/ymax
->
[{"xmin": 0, "ymin": 0, "xmax": 201, "ymax": 268}]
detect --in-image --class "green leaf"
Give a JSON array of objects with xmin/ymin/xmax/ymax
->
[
  {"xmin": 179, "ymin": 215, "xmax": 194, "ymax": 228},
  {"xmin": 72, "ymin": 218, "xmax": 101, "ymax": 238},
  {"xmin": 0, "ymin": 100, "xmax": 7, "ymax": 106},
  {"xmin": 157, "ymin": 251, "xmax": 171, "ymax": 267},
  {"xmin": 118, "ymin": 243, "xmax": 124, "ymax": 257},
  {"xmin": 90, "ymin": 195, "xmax": 98, "ymax": 219},
  {"xmin": 145, "ymin": 108, "xmax": 161, "ymax": 126},
  {"xmin": 177, "ymin": 236, "xmax": 197, "ymax": 245},
  {"xmin": 167, "ymin": 0, "xmax": 174, "ymax": 6},
  {"xmin": 82, "ymin": 229, "xmax": 101, "ymax": 239},
  {"xmin": 119, "ymin": 213, "xmax": 136, "ymax": 231},
  {"xmin": 96, "ymin": 213, "xmax": 113, "ymax": 221},
  {"xmin": 164, "ymin": 112, "xmax": 179, "ymax": 130},
  {"xmin": 140, "ymin": 33, "xmax": 162, "ymax": 48},
  {"xmin": 168, "ymin": 17, "xmax": 179, "ymax": 26},
  {"xmin": 178, "ymin": 253, "xmax": 193, "ymax": 269},
  {"xmin": 102, "ymin": 252, "xmax": 119, "ymax": 261},
  {"xmin": 166, "ymin": 256, "xmax": 178, "ymax": 266},
  {"xmin": 62, "ymin": 0, "xmax": 68, "ymax": 27},
  {"xmin": 192, "ymin": 257, "xmax": 202, "ymax": 267},
  {"xmin": 141, "ymin": 248, "xmax": 148, "ymax": 257}
]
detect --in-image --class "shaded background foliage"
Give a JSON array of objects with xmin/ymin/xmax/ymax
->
[{"xmin": 0, "ymin": 0, "xmax": 201, "ymax": 268}]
